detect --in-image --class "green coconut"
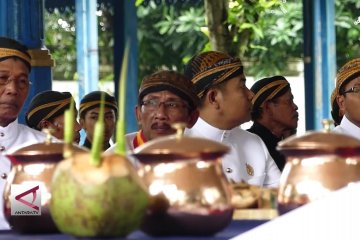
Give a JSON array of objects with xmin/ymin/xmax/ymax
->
[{"xmin": 50, "ymin": 152, "xmax": 149, "ymax": 237}]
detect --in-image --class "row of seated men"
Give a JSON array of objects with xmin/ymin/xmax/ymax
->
[{"xmin": 0, "ymin": 36, "xmax": 359, "ymax": 229}]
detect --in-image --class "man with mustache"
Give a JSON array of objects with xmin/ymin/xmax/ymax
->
[
  {"xmin": 248, "ymin": 76, "xmax": 299, "ymax": 172},
  {"xmin": 0, "ymin": 37, "xmax": 47, "ymax": 229},
  {"xmin": 25, "ymin": 91, "xmax": 82, "ymax": 144},
  {"xmin": 184, "ymin": 51, "xmax": 280, "ymax": 187},
  {"xmin": 107, "ymin": 70, "xmax": 199, "ymax": 151},
  {"xmin": 79, "ymin": 91, "xmax": 118, "ymax": 151}
]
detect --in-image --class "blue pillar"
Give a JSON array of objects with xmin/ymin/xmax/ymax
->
[
  {"xmin": 0, "ymin": 0, "xmax": 54, "ymax": 124},
  {"xmin": 113, "ymin": 0, "xmax": 138, "ymax": 134},
  {"xmin": 303, "ymin": 0, "xmax": 336, "ymax": 130},
  {"xmin": 75, "ymin": 0, "xmax": 98, "ymax": 99}
]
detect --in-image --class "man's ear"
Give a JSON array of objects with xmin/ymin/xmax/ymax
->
[
  {"xmin": 186, "ymin": 109, "xmax": 199, "ymax": 128},
  {"xmin": 205, "ymin": 89, "xmax": 220, "ymax": 109},
  {"xmin": 337, "ymin": 95, "xmax": 346, "ymax": 112},
  {"xmin": 38, "ymin": 119, "xmax": 51, "ymax": 129},
  {"xmin": 79, "ymin": 118, "xmax": 85, "ymax": 128},
  {"xmin": 262, "ymin": 101, "xmax": 272, "ymax": 112},
  {"xmin": 135, "ymin": 105, "xmax": 142, "ymax": 127}
]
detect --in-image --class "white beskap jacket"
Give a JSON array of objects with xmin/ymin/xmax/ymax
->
[
  {"xmin": 333, "ymin": 115, "xmax": 360, "ymax": 140},
  {"xmin": 185, "ymin": 117, "xmax": 281, "ymax": 188},
  {"xmin": 0, "ymin": 120, "xmax": 47, "ymax": 230}
]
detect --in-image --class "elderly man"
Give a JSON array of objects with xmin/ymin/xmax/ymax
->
[
  {"xmin": 25, "ymin": 90, "xmax": 82, "ymax": 143},
  {"xmin": 333, "ymin": 58, "xmax": 360, "ymax": 139},
  {"xmin": 0, "ymin": 37, "xmax": 47, "ymax": 229},
  {"xmin": 79, "ymin": 91, "xmax": 118, "ymax": 151},
  {"xmin": 107, "ymin": 70, "xmax": 199, "ymax": 152},
  {"xmin": 184, "ymin": 51, "xmax": 280, "ymax": 187},
  {"xmin": 247, "ymin": 76, "xmax": 299, "ymax": 172}
]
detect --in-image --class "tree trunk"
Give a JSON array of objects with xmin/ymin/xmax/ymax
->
[{"xmin": 204, "ymin": 0, "xmax": 236, "ymax": 56}]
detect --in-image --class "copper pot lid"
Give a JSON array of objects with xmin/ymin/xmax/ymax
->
[
  {"xmin": 277, "ymin": 120, "xmax": 360, "ymax": 156},
  {"xmin": 7, "ymin": 129, "xmax": 87, "ymax": 164},
  {"xmin": 9, "ymin": 142, "xmax": 87, "ymax": 156},
  {"xmin": 133, "ymin": 123, "xmax": 229, "ymax": 163}
]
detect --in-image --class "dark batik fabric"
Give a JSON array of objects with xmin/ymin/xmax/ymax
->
[{"xmin": 248, "ymin": 122, "xmax": 286, "ymax": 172}]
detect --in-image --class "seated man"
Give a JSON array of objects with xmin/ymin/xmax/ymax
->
[
  {"xmin": 247, "ymin": 76, "xmax": 299, "ymax": 172},
  {"xmin": 330, "ymin": 88, "xmax": 343, "ymax": 127},
  {"xmin": 107, "ymin": 70, "xmax": 199, "ymax": 152},
  {"xmin": 0, "ymin": 37, "xmax": 47, "ymax": 229},
  {"xmin": 333, "ymin": 58, "xmax": 360, "ymax": 139},
  {"xmin": 79, "ymin": 91, "xmax": 118, "ymax": 151},
  {"xmin": 184, "ymin": 51, "xmax": 280, "ymax": 187},
  {"xmin": 25, "ymin": 90, "xmax": 81, "ymax": 143}
]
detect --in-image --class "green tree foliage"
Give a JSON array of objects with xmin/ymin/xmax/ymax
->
[
  {"xmin": 227, "ymin": 0, "xmax": 303, "ymax": 77},
  {"xmin": 44, "ymin": 8, "xmax": 76, "ymax": 80},
  {"xmin": 44, "ymin": 0, "xmax": 359, "ymax": 81},
  {"xmin": 335, "ymin": 0, "xmax": 360, "ymax": 69},
  {"xmin": 44, "ymin": 4, "xmax": 114, "ymax": 81},
  {"xmin": 137, "ymin": 1, "xmax": 208, "ymax": 82}
]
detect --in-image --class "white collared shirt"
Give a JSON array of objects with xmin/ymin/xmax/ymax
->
[
  {"xmin": 333, "ymin": 115, "xmax": 360, "ymax": 140},
  {"xmin": 185, "ymin": 117, "xmax": 281, "ymax": 188},
  {"xmin": 0, "ymin": 120, "xmax": 47, "ymax": 230}
]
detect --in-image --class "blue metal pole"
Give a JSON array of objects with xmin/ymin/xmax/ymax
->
[
  {"xmin": 303, "ymin": 0, "xmax": 315, "ymax": 130},
  {"xmin": 75, "ymin": 0, "xmax": 88, "ymax": 100},
  {"xmin": 320, "ymin": 0, "xmax": 336, "ymax": 121},
  {"xmin": 86, "ymin": 0, "xmax": 98, "ymax": 93},
  {"xmin": 75, "ymin": 0, "xmax": 98, "ymax": 99},
  {"xmin": 0, "ymin": 0, "xmax": 53, "ymax": 124},
  {"xmin": 303, "ymin": 0, "xmax": 336, "ymax": 130},
  {"xmin": 113, "ymin": 0, "xmax": 138, "ymax": 134}
]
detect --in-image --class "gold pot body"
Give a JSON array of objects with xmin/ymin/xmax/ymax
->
[
  {"xmin": 3, "ymin": 154, "xmax": 62, "ymax": 233},
  {"xmin": 277, "ymin": 131, "xmax": 360, "ymax": 214},
  {"xmin": 3, "ymin": 142, "xmax": 87, "ymax": 233},
  {"xmin": 134, "ymin": 156, "xmax": 233, "ymax": 236}
]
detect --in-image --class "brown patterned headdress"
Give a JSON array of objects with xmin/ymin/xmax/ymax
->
[
  {"xmin": 0, "ymin": 37, "xmax": 31, "ymax": 70},
  {"xmin": 250, "ymin": 76, "xmax": 290, "ymax": 111},
  {"xmin": 184, "ymin": 51, "xmax": 243, "ymax": 98},
  {"xmin": 336, "ymin": 58, "xmax": 360, "ymax": 94},
  {"xmin": 138, "ymin": 70, "xmax": 199, "ymax": 110}
]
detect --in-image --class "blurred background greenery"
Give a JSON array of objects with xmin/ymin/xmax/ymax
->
[{"xmin": 44, "ymin": 0, "xmax": 360, "ymax": 83}]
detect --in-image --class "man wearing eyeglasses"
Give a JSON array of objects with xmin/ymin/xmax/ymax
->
[
  {"xmin": 107, "ymin": 70, "xmax": 199, "ymax": 152},
  {"xmin": 0, "ymin": 37, "xmax": 47, "ymax": 229},
  {"xmin": 333, "ymin": 58, "xmax": 360, "ymax": 139},
  {"xmin": 248, "ymin": 76, "xmax": 298, "ymax": 172}
]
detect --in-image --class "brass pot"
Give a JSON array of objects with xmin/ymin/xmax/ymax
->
[
  {"xmin": 131, "ymin": 126, "xmax": 233, "ymax": 236},
  {"xmin": 3, "ymin": 139, "xmax": 87, "ymax": 233},
  {"xmin": 277, "ymin": 128, "xmax": 360, "ymax": 215}
]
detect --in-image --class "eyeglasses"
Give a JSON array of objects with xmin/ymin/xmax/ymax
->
[
  {"xmin": 141, "ymin": 99, "xmax": 188, "ymax": 112},
  {"xmin": 0, "ymin": 76, "xmax": 31, "ymax": 90},
  {"xmin": 342, "ymin": 86, "xmax": 360, "ymax": 95}
]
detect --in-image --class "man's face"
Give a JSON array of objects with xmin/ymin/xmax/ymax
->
[
  {"xmin": 136, "ymin": 90, "xmax": 198, "ymax": 141},
  {"xmin": 268, "ymin": 89, "xmax": 299, "ymax": 131},
  {"xmin": 80, "ymin": 107, "xmax": 116, "ymax": 143},
  {"xmin": 0, "ymin": 58, "xmax": 30, "ymax": 127},
  {"xmin": 338, "ymin": 77, "xmax": 360, "ymax": 127},
  {"xmin": 216, "ymin": 74, "xmax": 254, "ymax": 129},
  {"xmin": 47, "ymin": 111, "xmax": 82, "ymax": 144}
]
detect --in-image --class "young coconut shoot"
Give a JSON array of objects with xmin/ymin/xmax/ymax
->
[
  {"xmin": 90, "ymin": 92, "xmax": 105, "ymax": 167},
  {"xmin": 63, "ymin": 98, "xmax": 75, "ymax": 158},
  {"xmin": 115, "ymin": 41, "xmax": 130, "ymax": 156}
]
